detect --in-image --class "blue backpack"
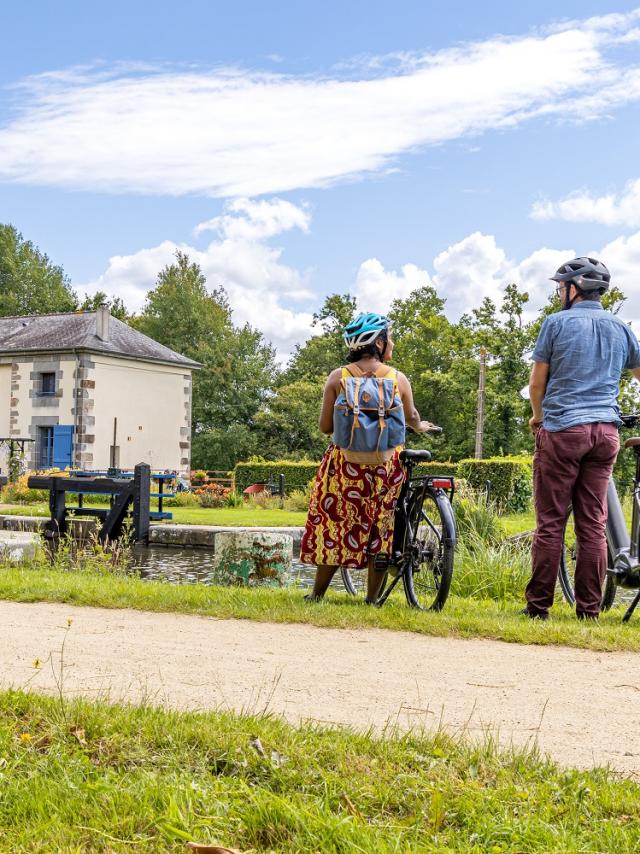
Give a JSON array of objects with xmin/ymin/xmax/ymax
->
[{"xmin": 333, "ymin": 365, "xmax": 406, "ymax": 463}]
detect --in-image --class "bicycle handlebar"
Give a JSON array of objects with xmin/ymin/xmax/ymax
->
[{"xmin": 620, "ymin": 413, "xmax": 640, "ymax": 428}]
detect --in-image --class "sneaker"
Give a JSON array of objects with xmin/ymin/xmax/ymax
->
[{"xmin": 519, "ymin": 607, "xmax": 549, "ymax": 621}]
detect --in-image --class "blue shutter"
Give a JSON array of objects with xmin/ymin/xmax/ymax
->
[{"xmin": 52, "ymin": 425, "xmax": 74, "ymax": 469}]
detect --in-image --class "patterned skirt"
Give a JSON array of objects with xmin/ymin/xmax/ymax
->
[{"xmin": 299, "ymin": 445, "xmax": 405, "ymax": 569}]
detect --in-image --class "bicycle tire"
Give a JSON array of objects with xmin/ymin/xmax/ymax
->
[
  {"xmin": 403, "ymin": 487, "xmax": 456, "ymax": 611},
  {"xmin": 558, "ymin": 508, "xmax": 617, "ymax": 611},
  {"xmin": 340, "ymin": 565, "xmax": 389, "ymax": 600}
]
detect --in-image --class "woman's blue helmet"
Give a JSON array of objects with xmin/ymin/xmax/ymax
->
[{"xmin": 343, "ymin": 312, "xmax": 390, "ymax": 351}]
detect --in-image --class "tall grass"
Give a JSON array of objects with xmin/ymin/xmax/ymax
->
[{"xmin": 453, "ymin": 490, "xmax": 531, "ymax": 602}]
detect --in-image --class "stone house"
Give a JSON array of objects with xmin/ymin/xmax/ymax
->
[{"xmin": 0, "ymin": 307, "xmax": 199, "ymax": 474}]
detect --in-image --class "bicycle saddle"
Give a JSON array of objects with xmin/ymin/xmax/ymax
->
[
  {"xmin": 624, "ymin": 437, "xmax": 640, "ymax": 448},
  {"xmin": 399, "ymin": 449, "xmax": 432, "ymax": 463}
]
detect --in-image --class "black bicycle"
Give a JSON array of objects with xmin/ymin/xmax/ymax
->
[
  {"xmin": 559, "ymin": 413, "xmax": 640, "ymax": 622},
  {"xmin": 340, "ymin": 448, "xmax": 457, "ymax": 610}
]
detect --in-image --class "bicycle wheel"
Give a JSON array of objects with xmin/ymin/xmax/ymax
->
[
  {"xmin": 403, "ymin": 487, "xmax": 455, "ymax": 611},
  {"xmin": 340, "ymin": 564, "xmax": 389, "ymax": 600},
  {"xmin": 558, "ymin": 508, "xmax": 617, "ymax": 610}
]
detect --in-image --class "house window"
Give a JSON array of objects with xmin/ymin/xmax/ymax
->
[
  {"xmin": 39, "ymin": 372, "xmax": 56, "ymax": 396},
  {"xmin": 38, "ymin": 426, "xmax": 54, "ymax": 468}
]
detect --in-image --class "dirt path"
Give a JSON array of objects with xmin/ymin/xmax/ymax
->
[{"xmin": 1, "ymin": 600, "xmax": 639, "ymax": 774}]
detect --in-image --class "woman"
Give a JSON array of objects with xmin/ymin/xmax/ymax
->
[{"xmin": 300, "ymin": 312, "xmax": 434, "ymax": 602}]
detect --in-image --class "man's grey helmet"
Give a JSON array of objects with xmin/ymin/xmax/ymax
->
[{"xmin": 550, "ymin": 257, "xmax": 611, "ymax": 292}]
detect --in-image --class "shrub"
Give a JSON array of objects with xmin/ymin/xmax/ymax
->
[
  {"xmin": 195, "ymin": 482, "xmax": 230, "ymax": 508},
  {"xmin": 456, "ymin": 456, "xmax": 532, "ymax": 512},
  {"xmin": 165, "ymin": 491, "xmax": 200, "ymax": 508},
  {"xmin": 454, "ymin": 489, "xmax": 504, "ymax": 546},
  {"xmin": 282, "ymin": 480, "xmax": 314, "ymax": 512},
  {"xmin": 415, "ymin": 460, "xmax": 459, "ymax": 478},
  {"xmin": 1, "ymin": 474, "xmax": 48, "ymax": 504},
  {"xmin": 190, "ymin": 469, "xmax": 207, "ymax": 481},
  {"xmin": 235, "ymin": 460, "xmax": 320, "ymax": 493}
]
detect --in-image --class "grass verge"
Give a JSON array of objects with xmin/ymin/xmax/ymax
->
[
  {"xmin": 1, "ymin": 565, "xmax": 640, "ymax": 652},
  {"xmin": 1, "ymin": 688, "xmax": 639, "ymax": 852}
]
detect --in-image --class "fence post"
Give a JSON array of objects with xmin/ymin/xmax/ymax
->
[{"xmin": 133, "ymin": 463, "xmax": 151, "ymax": 543}]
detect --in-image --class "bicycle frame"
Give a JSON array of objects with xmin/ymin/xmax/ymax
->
[{"xmin": 375, "ymin": 463, "xmax": 456, "ymax": 605}]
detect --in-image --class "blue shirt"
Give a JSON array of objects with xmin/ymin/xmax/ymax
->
[{"xmin": 532, "ymin": 302, "xmax": 640, "ymax": 432}]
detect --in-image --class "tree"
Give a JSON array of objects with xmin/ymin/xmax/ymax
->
[
  {"xmin": 282, "ymin": 293, "xmax": 356, "ymax": 383},
  {"xmin": 136, "ymin": 251, "xmax": 277, "ymax": 470},
  {"xmin": 79, "ymin": 291, "xmax": 129, "ymax": 321},
  {"xmin": 0, "ymin": 224, "xmax": 77, "ymax": 315},
  {"xmin": 253, "ymin": 379, "xmax": 328, "ymax": 460}
]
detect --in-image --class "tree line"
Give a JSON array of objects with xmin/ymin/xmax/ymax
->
[{"xmin": 2, "ymin": 222, "xmax": 638, "ymax": 471}]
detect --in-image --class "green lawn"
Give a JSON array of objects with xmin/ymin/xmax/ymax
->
[
  {"xmin": 2, "ymin": 564, "xmax": 640, "ymax": 652},
  {"xmin": 0, "ymin": 502, "xmax": 307, "ymax": 527},
  {"xmin": 1, "ymin": 688, "xmax": 639, "ymax": 852}
]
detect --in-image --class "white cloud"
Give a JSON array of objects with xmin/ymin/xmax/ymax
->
[
  {"xmin": 353, "ymin": 259, "xmax": 431, "ymax": 314},
  {"xmin": 83, "ymin": 196, "xmax": 640, "ymax": 358},
  {"xmin": 83, "ymin": 198, "xmax": 315, "ymax": 355},
  {"xmin": 531, "ymin": 178, "xmax": 640, "ymax": 228},
  {"xmin": 1, "ymin": 12, "xmax": 639, "ymax": 196}
]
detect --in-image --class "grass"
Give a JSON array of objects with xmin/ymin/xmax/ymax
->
[
  {"xmin": 1, "ymin": 688, "xmax": 639, "ymax": 852},
  {"xmin": 0, "ymin": 502, "xmax": 308, "ymax": 527},
  {"xmin": 2, "ymin": 563, "xmax": 640, "ymax": 652}
]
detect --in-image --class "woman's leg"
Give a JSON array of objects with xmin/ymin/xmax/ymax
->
[
  {"xmin": 366, "ymin": 556, "xmax": 386, "ymax": 603},
  {"xmin": 306, "ymin": 564, "xmax": 337, "ymax": 600}
]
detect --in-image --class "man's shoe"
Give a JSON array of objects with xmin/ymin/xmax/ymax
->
[{"xmin": 519, "ymin": 607, "xmax": 549, "ymax": 621}]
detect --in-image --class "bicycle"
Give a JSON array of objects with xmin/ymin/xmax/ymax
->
[
  {"xmin": 559, "ymin": 413, "xmax": 640, "ymax": 622},
  {"xmin": 340, "ymin": 448, "xmax": 457, "ymax": 610}
]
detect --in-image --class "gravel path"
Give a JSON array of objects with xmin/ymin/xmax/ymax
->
[{"xmin": 1, "ymin": 600, "xmax": 639, "ymax": 774}]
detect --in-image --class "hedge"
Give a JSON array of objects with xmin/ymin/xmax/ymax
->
[
  {"xmin": 457, "ymin": 456, "xmax": 533, "ymax": 512},
  {"xmin": 234, "ymin": 460, "xmax": 320, "ymax": 493},
  {"xmin": 235, "ymin": 458, "xmax": 459, "ymax": 493},
  {"xmin": 234, "ymin": 456, "xmax": 532, "ymax": 511}
]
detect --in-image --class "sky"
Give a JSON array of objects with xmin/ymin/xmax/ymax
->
[{"xmin": 1, "ymin": 0, "xmax": 640, "ymax": 356}]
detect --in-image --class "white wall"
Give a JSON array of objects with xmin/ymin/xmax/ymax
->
[{"xmin": 91, "ymin": 355, "xmax": 191, "ymax": 472}]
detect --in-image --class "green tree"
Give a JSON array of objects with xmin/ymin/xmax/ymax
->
[
  {"xmin": 283, "ymin": 293, "xmax": 356, "ymax": 383},
  {"xmin": 79, "ymin": 291, "xmax": 129, "ymax": 321},
  {"xmin": 136, "ymin": 251, "xmax": 277, "ymax": 469},
  {"xmin": 0, "ymin": 224, "xmax": 77, "ymax": 315},
  {"xmin": 253, "ymin": 379, "xmax": 328, "ymax": 460}
]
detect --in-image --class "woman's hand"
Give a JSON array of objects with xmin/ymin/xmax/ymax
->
[{"xmin": 415, "ymin": 420, "xmax": 442, "ymax": 434}]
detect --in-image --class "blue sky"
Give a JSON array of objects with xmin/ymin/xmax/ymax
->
[{"xmin": 1, "ymin": 1, "xmax": 640, "ymax": 353}]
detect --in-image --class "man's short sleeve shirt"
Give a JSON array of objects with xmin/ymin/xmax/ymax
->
[{"xmin": 531, "ymin": 302, "xmax": 640, "ymax": 431}]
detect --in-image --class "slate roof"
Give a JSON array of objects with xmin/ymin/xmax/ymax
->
[{"xmin": 0, "ymin": 312, "xmax": 200, "ymax": 369}]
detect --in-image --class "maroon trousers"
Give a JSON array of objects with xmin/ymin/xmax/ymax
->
[{"xmin": 526, "ymin": 422, "xmax": 619, "ymax": 618}]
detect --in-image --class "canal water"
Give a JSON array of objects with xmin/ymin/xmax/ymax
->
[{"xmin": 130, "ymin": 544, "xmax": 319, "ymax": 588}]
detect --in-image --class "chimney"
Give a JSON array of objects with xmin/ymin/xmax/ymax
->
[{"xmin": 96, "ymin": 304, "xmax": 110, "ymax": 342}]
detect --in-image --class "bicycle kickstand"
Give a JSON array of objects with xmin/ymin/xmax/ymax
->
[{"xmin": 622, "ymin": 591, "xmax": 640, "ymax": 624}]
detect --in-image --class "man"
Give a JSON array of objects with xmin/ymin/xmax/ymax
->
[{"xmin": 525, "ymin": 257, "xmax": 640, "ymax": 620}]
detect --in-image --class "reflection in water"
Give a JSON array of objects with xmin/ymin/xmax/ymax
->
[{"xmin": 130, "ymin": 544, "xmax": 317, "ymax": 588}]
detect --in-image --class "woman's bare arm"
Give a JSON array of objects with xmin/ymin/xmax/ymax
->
[
  {"xmin": 319, "ymin": 368, "xmax": 342, "ymax": 434},
  {"xmin": 397, "ymin": 371, "xmax": 436, "ymax": 433}
]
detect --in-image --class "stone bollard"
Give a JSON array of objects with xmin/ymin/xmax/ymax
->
[{"xmin": 214, "ymin": 531, "xmax": 293, "ymax": 586}]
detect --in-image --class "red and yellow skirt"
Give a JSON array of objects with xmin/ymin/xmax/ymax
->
[{"xmin": 300, "ymin": 445, "xmax": 405, "ymax": 569}]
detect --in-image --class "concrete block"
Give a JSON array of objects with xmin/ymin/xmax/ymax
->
[{"xmin": 214, "ymin": 530, "xmax": 293, "ymax": 585}]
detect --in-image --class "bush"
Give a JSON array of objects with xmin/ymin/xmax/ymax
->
[
  {"xmin": 415, "ymin": 460, "xmax": 459, "ymax": 477},
  {"xmin": 456, "ymin": 456, "xmax": 532, "ymax": 512},
  {"xmin": 234, "ymin": 460, "xmax": 320, "ymax": 493},
  {"xmin": 165, "ymin": 491, "xmax": 200, "ymax": 508},
  {"xmin": 1, "ymin": 474, "xmax": 48, "ymax": 504},
  {"xmin": 195, "ymin": 482, "xmax": 231, "ymax": 508},
  {"xmin": 282, "ymin": 479, "xmax": 314, "ymax": 513},
  {"xmin": 454, "ymin": 489, "xmax": 504, "ymax": 546}
]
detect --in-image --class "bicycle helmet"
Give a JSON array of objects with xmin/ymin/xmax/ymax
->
[
  {"xmin": 343, "ymin": 312, "xmax": 390, "ymax": 350},
  {"xmin": 550, "ymin": 257, "xmax": 611, "ymax": 292}
]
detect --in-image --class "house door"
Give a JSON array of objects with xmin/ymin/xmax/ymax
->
[{"xmin": 52, "ymin": 425, "xmax": 74, "ymax": 469}]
